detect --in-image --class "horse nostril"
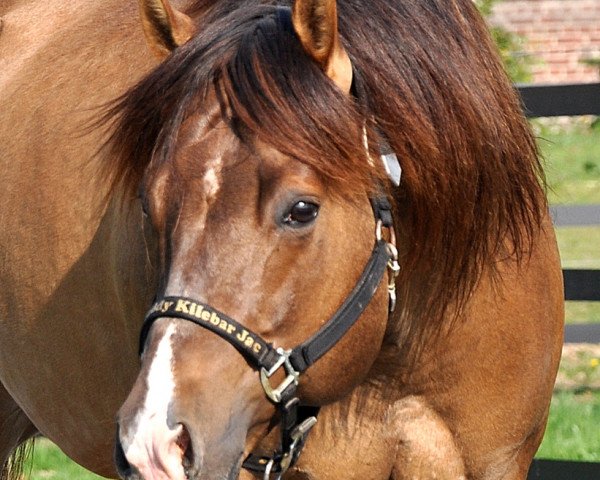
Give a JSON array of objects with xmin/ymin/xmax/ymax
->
[
  {"xmin": 114, "ymin": 427, "xmax": 133, "ymax": 478},
  {"xmin": 113, "ymin": 419, "xmax": 196, "ymax": 480},
  {"xmin": 178, "ymin": 424, "xmax": 194, "ymax": 477}
]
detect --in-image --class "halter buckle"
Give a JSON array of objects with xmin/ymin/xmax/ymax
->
[
  {"xmin": 260, "ymin": 348, "xmax": 299, "ymax": 403},
  {"xmin": 278, "ymin": 416, "xmax": 318, "ymax": 473},
  {"xmin": 260, "ymin": 416, "xmax": 318, "ymax": 480},
  {"xmin": 386, "ymin": 245, "xmax": 401, "ymax": 313}
]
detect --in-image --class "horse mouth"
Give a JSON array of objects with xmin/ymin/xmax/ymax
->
[{"xmin": 179, "ymin": 426, "xmax": 242, "ymax": 480}]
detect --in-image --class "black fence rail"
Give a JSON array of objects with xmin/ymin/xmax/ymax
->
[
  {"xmin": 518, "ymin": 83, "xmax": 600, "ymax": 479},
  {"xmin": 563, "ymin": 270, "xmax": 600, "ymax": 302},
  {"xmin": 528, "ymin": 459, "xmax": 600, "ymax": 480},
  {"xmin": 518, "ymin": 82, "xmax": 600, "ymax": 118},
  {"xmin": 517, "ymin": 82, "xmax": 600, "ymax": 335}
]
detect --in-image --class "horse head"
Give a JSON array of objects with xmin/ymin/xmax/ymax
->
[{"xmin": 114, "ymin": 1, "xmax": 395, "ymax": 478}]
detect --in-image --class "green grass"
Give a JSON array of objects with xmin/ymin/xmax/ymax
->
[
  {"xmin": 537, "ymin": 391, "xmax": 600, "ymax": 461},
  {"xmin": 565, "ymin": 302, "xmax": 600, "ymax": 325},
  {"xmin": 543, "ymin": 124, "xmax": 600, "ymax": 326},
  {"xmin": 537, "ymin": 124, "xmax": 600, "ymax": 462},
  {"xmin": 539, "ymin": 126, "xmax": 600, "ymax": 205},
  {"xmin": 556, "ymin": 227, "xmax": 600, "ymax": 269},
  {"xmin": 24, "ymin": 438, "xmax": 107, "ymax": 480}
]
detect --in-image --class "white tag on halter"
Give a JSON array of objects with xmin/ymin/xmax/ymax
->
[
  {"xmin": 363, "ymin": 125, "xmax": 402, "ymax": 186},
  {"xmin": 381, "ymin": 152, "xmax": 401, "ymax": 186}
]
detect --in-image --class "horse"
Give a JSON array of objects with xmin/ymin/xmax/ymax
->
[{"xmin": 0, "ymin": 0, "xmax": 564, "ymax": 479}]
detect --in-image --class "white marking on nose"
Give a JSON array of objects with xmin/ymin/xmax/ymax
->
[{"xmin": 122, "ymin": 323, "xmax": 187, "ymax": 480}]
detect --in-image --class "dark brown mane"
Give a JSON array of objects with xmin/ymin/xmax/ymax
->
[
  {"xmin": 102, "ymin": 0, "xmax": 546, "ymax": 352},
  {"xmin": 101, "ymin": 4, "xmax": 380, "ymax": 201}
]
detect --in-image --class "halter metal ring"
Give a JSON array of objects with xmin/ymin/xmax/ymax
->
[
  {"xmin": 375, "ymin": 219, "xmax": 384, "ymax": 241},
  {"xmin": 263, "ymin": 458, "xmax": 276, "ymax": 480},
  {"xmin": 376, "ymin": 219, "xmax": 397, "ymax": 245},
  {"xmin": 260, "ymin": 348, "xmax": 299, "ymax": 403},
  {"xmin": 282, "ymin": 416, "xmax": 318, "ymax": 470}
]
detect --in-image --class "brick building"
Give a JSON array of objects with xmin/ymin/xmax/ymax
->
[{"xmin": 489, "ymin": 0, "xmax": 600, "ymax": 83}]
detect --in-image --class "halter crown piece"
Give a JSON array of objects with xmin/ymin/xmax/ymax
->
[{"xmin": 139, "ymin": 7, "xmax": 402, "ymax": 480}]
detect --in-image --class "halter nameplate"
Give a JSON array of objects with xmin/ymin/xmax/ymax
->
[{"xmin": 142, "ymin": 298, "xmax": 279, "ymax": 368}]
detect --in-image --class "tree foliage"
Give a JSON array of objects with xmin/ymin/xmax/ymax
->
[{"xmin": 475, "ymin": 0, "xmax": 533, "ymax": 83}]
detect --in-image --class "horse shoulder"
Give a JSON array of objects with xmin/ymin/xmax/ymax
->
[
  {"xmin": 0, "ymin": 1, "xmax": 157, "ymax": 475},
  {"xmin": 390, "ymin": 217, "xmax": 563, "ymax": 480}
]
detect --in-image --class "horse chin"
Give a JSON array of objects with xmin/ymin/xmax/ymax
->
[
  {"xmin": 186, "ymin": 449, "xmax": 244, "ymax": 480},
  {"xmin": 184, "ymin": 459, "xmax": 242, "ymax": 480},
  {"xmin": 182, "ymin": 458, "xmax": 242, "ymax": 480}
]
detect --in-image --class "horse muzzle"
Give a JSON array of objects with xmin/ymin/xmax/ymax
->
[
  {"xmin": 115, "ymin": 318, "xmax": 270, "ymax": 480},
  {"xmin": 115, "ymin": 407, "xmax": 250, "ymax": 480}
]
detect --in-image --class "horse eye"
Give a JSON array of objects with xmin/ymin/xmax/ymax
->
[{"xmin": 283, "ymin": 201, "xmax": 319, "ymax": 226}]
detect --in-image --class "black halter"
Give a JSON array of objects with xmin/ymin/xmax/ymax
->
[
  {"xmin": 138, "ymin": 7, "xmax": 401, "ymax": 478},
  {"xmin": 140, "ymin": 197, "xmax": 394, "ymax": 368},
  {"xmin": 139, "ymin": 196, "xmax": 398, "ymax": 478}
]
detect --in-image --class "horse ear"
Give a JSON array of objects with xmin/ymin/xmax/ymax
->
[
  {"xmin": 138, "ymin": 0, "xmax": 195, "ymax": 58},
  {"xmin": 291, "ymin": 0, "xmax": 353, "ymax": 93}
]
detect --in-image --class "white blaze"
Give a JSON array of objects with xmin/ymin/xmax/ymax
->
[
  {"xmin": 123, "ymin": 323, "xmax": 187, "ymax": 480},
  {"xmin": 166, "ymin": 155, "xmax": 222, "ymax": 296}
]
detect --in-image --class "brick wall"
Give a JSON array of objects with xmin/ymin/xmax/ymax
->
[{"xmin": 489, "ymin": 0, "xmax": 600, "ymax": 83}]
